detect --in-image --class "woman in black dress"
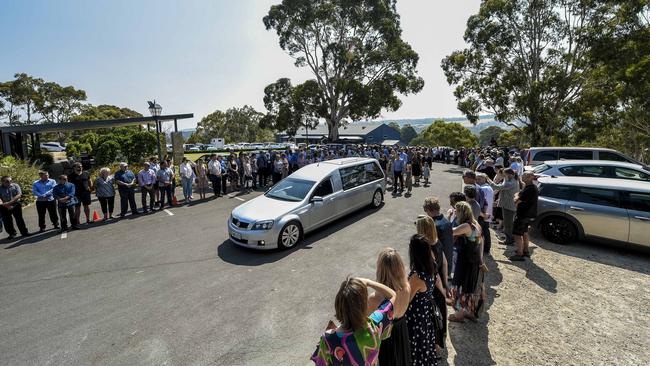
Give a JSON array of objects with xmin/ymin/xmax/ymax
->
[
  {"xmin": 416, "ymin": 216, "xmax": 449, "ymax": 354},
  {"xmin": 412, "ymin": 154, "xmax": 422, "ymax": 186},
  {"xmin": 405, "ymin": 234, "xmax": 438, "ymax": 366},
  {"xmin": 367, "ymin": 248, "xmax": 412, "ymax": 366}
]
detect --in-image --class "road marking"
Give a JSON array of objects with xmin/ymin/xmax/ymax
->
[
  {"xmin": 60, "ymin": 232, "xmax": 67, "ymax": 240},
  {"xmin": 164, "ymin": 209, "xmax": 174, "ymax": 216},
  {"xmin": 234, "ymin": 197, "xmax": 246, "ymax": 202},
  {"xmin": 136, "ymin": 271, "xmax": 144, "ymax": 274}
]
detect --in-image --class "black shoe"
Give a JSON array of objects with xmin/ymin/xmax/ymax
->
[
  {"xmin": 71, "ymin": 226, "xmax": 81, "ymax": 230},
  {"xmin": 523, "ymin": 250, "xmax": 531, "ymax": 258},
  {"xmin": 509, "ymin": 254, "xmax": 525, "ymax": 262},
  {"xmin": 21, "ymin": 232, "xmax": 32, "ymax": 237},
  {"xmin": 39, "ymin": 228, "xmax": 46, "ymax": 233},
  {"xmin": 59, "ymin": 228, "xmax": 67, "ymax": 233},
  {"xmin": 54, "ymin": 225, "xmax": 60, "ymax": 230},
  {"xmin": 7, "ymin": 233, "xmax": 17, "ymax": 240}
]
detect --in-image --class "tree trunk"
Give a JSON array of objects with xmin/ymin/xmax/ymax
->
[{"xmin": 326, "ymin": 118, "xmax": 339, "ymax": 142}]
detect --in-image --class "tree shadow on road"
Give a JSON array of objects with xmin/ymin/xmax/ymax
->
[
  {"xmin": 217, "ymin": 205, "xmax": 384, "ymax": 266},
  {"xmin": 446, "ymin": 254, "xmax": 502, "ymax": 366},
  {"xmin": 530, "ymin": 231, "xmax": 650, "ymax": 276}
]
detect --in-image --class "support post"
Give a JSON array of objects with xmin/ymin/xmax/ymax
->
[
  {"xmin": 174, "ymin": 118, "xmax": 178, "ymax": 132},
  {"xmin": 156, "ymin": 118, "xmax": 162, "ymax": 161}
]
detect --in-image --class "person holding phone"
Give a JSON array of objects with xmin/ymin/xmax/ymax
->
[{"xmin": 311, "ymin": 277, "xmax": 396, "ymax": 366}]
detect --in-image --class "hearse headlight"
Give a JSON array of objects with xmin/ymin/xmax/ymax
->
[{"xmin": 252, "ymin": 220, "xmax": 274, "ymax": 230}]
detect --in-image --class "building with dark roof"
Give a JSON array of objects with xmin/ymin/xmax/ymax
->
[{"xmin": 276, "ymin": 122, "xmax": 401, "ymax": 145}]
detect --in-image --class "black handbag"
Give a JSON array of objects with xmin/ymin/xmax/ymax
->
[{"xmin": 431, "ymin": 296, "xmax": 444, "ymax": 330}]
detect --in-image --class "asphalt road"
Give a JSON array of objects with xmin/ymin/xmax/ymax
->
[{"xmin": 1, "ymin": 163, "xmax": 648, "ymax": 366}]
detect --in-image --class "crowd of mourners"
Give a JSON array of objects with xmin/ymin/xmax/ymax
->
[
  {"xmin": 0, "ymin": 143, "xmax": 539, "ymax": 365},
  {"xmin": 308, "ymin": 145, "xmax": 540, "ymax": 366}
]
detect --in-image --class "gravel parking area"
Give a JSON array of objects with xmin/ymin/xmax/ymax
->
[{"xmin": 0, "ymin": 162, "xmax": 648, "ymax": 365}]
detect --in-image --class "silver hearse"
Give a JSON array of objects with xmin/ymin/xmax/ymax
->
[{"xmin": 229, "ymin": 158, "xmax": 386, "ymax": 250}]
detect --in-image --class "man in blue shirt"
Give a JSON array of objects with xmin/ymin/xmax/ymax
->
[
  {"xmin": 53, "ymin": 175, "xmax": 79, "ymax": 232},
  {"xmin": 424, "ymin": 196, "xmax": 454, "ymax": 280},
  {"xmin": 392, "ymin": 154, "xmax": 405, "ymax": 193},
  {"xmin": 32, "ymin": 171, "xmax": 59, "ymax": 232},
  {"xmin": 114, "ymin": 162, "xmax": 139, "ymax": 217}
]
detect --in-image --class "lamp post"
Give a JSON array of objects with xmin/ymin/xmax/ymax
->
[{"xmin": 148, "ymin": 100, "xmax": 163, "ymax": 160}]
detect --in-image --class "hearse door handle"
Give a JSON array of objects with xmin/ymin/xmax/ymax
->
[
  {"xmin": 569, "ymin": 206, "xmax": 584, "ymax": 211},
  {"xmin": 634, "ymin": 216, "xmax": 650, "ymax": 221}
]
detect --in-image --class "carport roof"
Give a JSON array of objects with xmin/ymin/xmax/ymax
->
[{"xmin": 0, "ymin": 113, "xmax": 193, "ymax": 133}]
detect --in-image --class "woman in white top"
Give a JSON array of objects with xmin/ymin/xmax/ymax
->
[{"xmin": 179, "ymin": 157, "xmax": 196, "ymax": 202}]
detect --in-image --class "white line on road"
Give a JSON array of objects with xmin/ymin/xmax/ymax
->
[
  {"xmin": 164, "ymin": 209, "xmax": 174, "ymax": 216},
  {"xmin": 234, "ymin": 197, "xmax": 246, "ymax": 202},
  {"xmin": 60, "ymin": 232, "xmax": 67, "ymax": 240}
]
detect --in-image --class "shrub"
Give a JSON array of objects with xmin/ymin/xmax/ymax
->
[
  {"xmin": 95, "ymin": 140, "xmax": 121, "ymax": 166},
  {"xmin": 66, "ymin": 141, "xmax": 92, "ymax": 159},
  {"xmin": 32, "ymin": 152, "xmax": 54, "ymax": 166},
  {"xmin": 0, "ymin": 156, "xmax": 41, "ymax": 206}
]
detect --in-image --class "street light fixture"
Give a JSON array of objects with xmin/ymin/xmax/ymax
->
[{"xmin": 148, "ymin": 100, "xmax": 163, "ymax": 160}]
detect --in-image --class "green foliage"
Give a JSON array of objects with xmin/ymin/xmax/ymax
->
[
  {"xmin": 123, "ymin": 131, "xmax": 159, "ymax": 163},
  {"xmin": 33, "ymin": 152, "xmax": 54, "ymax": 166},
  {"xmin": 263, "ymin": 0, "xmax": 424, "ymax": 141},
  {"xmin": 0, "ymin": 73, "xmax": 86, "ymax": 126},
  {"xmin": 478, "ymin": 126, "xmax": 506, "ymax": 146},
  {"xmin": 72, "ymin": 104, "xmax": 142, "ymax": 121},
  {"xmin": 192, "ymin": 106, "xmax": 274, "ymax": 143},
  {"xmin": 65, "ymin": 141, "xmax": 92, "ymax": 158},
  {"xmin": 442, "ymin": 0, "xmax": 599, "ymax": 145},
  {"xmin": 0, "ymin": 156, "xmax": 41, "ymax": 206},
  {"xmin": 388, "ymin": 122, "xmax": 401, "ymax": 131},
  {"xmin": 499, "ymin": 129, "xmax": 528, "ymax": 148},
  {"xmin": 260, "ymin": 78, "xmax": 318, "ymax": 137},
  {"xmin": 94, "ymin": 140, "xmax": 121, "ymax": 166},
  {"xmin": 411, "ymin": 120, "xmax": 477, "ymax": 148},
  {"xmin": 399, "ymin": 125, "xmax": 418, "ymax": 144}
]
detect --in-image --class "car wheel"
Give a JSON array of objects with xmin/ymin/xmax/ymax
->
[
  {"xmin": 540, "ymin": 217, "xmax": 577, "ymax": 244},
  {"xmin": 277, "ymin": 222, "xmax": 302, "ymax": 249},
  {"xmin": 371, "ymin": 189, "xmax": 383, "ymax": 208}
]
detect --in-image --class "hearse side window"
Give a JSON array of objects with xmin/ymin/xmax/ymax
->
[
  {"xmin": 313, "ymin": 178, "xmax": 334, "ymax": 197},
  {"xmin": 539, "ymin": 184, "xmax": 573, "ymax": 200},
  {"xmin": 533, "ymin": 151, "xmax": 558, "ymax": 161},
  {"xmin": 574, "ymin": 187, "xmax": 619, "ymax": 207},
  {"xmin": 559, "ymin": 150, "xmax": 593, "ymax": 160},
  {"xmin": 340, "ymin": 165, "xmax": 367, "ymax": 190},
  {"xmin": 599, "ymin": 151, "xmax": 630, "ymax": 163},
  {"xmin": 623, "ymin": 192, "xmax": 650, "ymax": 213},
  {"xmin": 365, "ymin": 162, "xmax": 383, "ymax": 181}
]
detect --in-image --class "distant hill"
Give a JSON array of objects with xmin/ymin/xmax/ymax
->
[{"xmin": 369, "ymin": 115, "xmax": 516, "ymax": 135}]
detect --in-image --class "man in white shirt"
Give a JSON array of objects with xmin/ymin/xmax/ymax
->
[{"xmin": 207, "ymin": 154, "xmax": 222, "ymax": 198}]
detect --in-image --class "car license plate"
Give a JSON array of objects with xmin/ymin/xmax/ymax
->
[{"xmin": 231, "ymin": 231, "xmax": 242, "ymax": 240}]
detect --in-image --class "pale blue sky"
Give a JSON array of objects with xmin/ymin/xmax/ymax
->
[{"xmin": 1, "ymin": 0, "xmax": 481, "ymax": 129}]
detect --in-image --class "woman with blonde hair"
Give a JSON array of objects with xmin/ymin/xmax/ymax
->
[
  {"xmin": 367, "ymin": 248, "xmax": 411, "ymax": 366},
  {"xmin": 449, "ymin": 201, "xmax": 485, "ymax": 323},
  {"xmin": 415, "ymin": 216, "xmax": 449, "ymax": 353}
]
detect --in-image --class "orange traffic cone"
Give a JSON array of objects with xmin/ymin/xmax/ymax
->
[
  {"xmin": 92, "ymin": 210, "xmax": 101, "ymax": 221},
  {"xmin": 172, "ymin": 195, "xmax": 178, "ymax": 206}
]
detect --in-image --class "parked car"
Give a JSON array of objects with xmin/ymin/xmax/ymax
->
[
  {"xmin": 522, "ymin": 147, "xmax": 644, "ymax": 168},
  {"xmin": 535, "ymin": 176, "xmax": 650, "ymax": 247},
  {"xmin": 529, "ymin": 160, "xmax": 650, "ymax": 182},
  {"xmin": 40, "ymin": 142, "xmax": 65, "ymax": 152},
  {"xmin": 229, "ymin": 157, "xmax": 386, "ymax": 250}
]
